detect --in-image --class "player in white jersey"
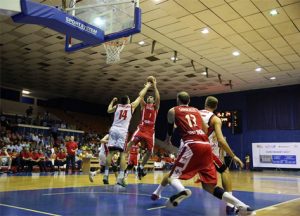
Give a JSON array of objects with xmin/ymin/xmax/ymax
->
[
  {"xmin": 103, "ymin": 82, "xmax": 152, "ymax": 187},
  {"xmin": 89, "ymin": 134, "xmax": 109, "ymax": 182},
  {"xmin": 199, "ymin": 96, "xmax": 244, "ymax": 215}
]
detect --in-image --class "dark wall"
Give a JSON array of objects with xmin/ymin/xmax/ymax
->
[
  {"xmin": 45, "ymin": 98, "xmax": 108, "ymax": 116},
  {"xmin": 154, "ymin": 84, "xmax": 300, "ymax": 167}
]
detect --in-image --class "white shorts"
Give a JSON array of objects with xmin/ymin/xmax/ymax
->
[
  {"xmin": 107, "ymin": 126, "xmax": 128, "ymax": 150},
  {"xmin": 99, "ymin": 153, "xmax": 106, "ymax": 166}
]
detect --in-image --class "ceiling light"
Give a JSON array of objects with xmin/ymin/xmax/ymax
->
[
  {"xmin": 171, "ymin": 56, "xmax": 178, "ymax": 61},
  {"xmin": 201, "ymin": 71, "xmax": 207, "ymax": 75},
  {"xmin": 270, "ymin": 9, "xmax": 278, "ymax": 16},
  {"xmin": 138, "ymin": 41, "xmax": 145, "ymax": 45},
  {"xmin": 270, "ymin": 76, "xmax": 276, "ymax": 80},
  {"xmin": 201, "ymin": 28, "xmax": 209, "ymax": 34},
  {"xmin": 93, "ymin": 17, "xmax": 105, "ymax": 27},
  {"xmin": 232, "ymin": 51, "xmax": 240, "ymax": 56},
  {"xmin": 22, "ymin": 90, "xmax": 30, "ymax": 95},
  {"xmin": 255, "ymin": 67, "xmax": 262, "ymax": 72}
]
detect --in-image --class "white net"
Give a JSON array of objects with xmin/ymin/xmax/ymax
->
[{"xmin": 103, "ymin": 38, "xmax": 128, "ymax": 64}]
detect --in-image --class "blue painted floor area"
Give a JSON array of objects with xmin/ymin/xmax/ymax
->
[{"xmin": 0, "ymin": 184, "xmax": 299, "ymax": 216}]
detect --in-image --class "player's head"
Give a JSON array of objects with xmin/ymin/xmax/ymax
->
[
  {"xmin": 177, "ymin": 91, "xmax": 190, "ymax": 105},
  {"xmin": 205, "ymin": 96, "xmax": 218, "ymax": 110},
  {"xmin": 146, "ymin": 95, "xmax": 154, "ymax": 104},
  {"xmin": 120, "ymin": 95, "xmax": 130, "ymax": 104}
]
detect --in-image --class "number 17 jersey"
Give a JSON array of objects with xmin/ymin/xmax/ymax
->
[
  {"xmin": 112, "ymin": 104, "xmax": 133, "ymax": 130},
  {"xmin": 174, "ymin": 105, "xmax": 208, "ymax": 143}
]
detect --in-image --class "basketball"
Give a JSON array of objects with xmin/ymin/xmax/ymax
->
[{"xmin": 147, "ymin": 76, "xmax": 155, "ymax": 83}]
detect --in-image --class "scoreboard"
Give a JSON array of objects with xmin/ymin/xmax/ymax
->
[{"xmin": 215, "ymin": 110, "xmax": 242, "ymax": 134}]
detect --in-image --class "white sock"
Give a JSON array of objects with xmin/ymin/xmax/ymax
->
[
  {"xmin": 104, "ymin": 168, "xmax": 109, "ymax": 176},
  {"xmin": 118, "ymin": 171, "xmax": 125, "ymax": 179},
  {"xmin": 153, "ymin": 184, "xmax": 165, "ymax": 196},
  {"xmin": 222, "ymin": 192, "xmax": 245, "ymax": 207},
  {"xmin": 169, "ymin": 178, "xmax": 185, "ymax": 193},
  {"xmin": 226, "ymin": 192, "xmax": 235, "ymax": 208}
]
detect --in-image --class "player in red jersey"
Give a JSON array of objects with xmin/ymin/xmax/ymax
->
[
  {"xmin": 126, "ymin": 77, "xmax": 160, "ymax": 179},
  {"xmin": 125, "ymin": 144, "xmax": 140, "ymax": 177},
  {"xmin": 151, "ymin": 92, "xmax": 255, "ymax": 216}
]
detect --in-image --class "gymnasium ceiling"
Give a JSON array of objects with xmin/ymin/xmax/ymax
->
[{"xmin": 1, "ymin": 0, "xmax": 300, "ymax": 103}]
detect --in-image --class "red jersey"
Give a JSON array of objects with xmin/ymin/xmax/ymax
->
[
  {"xmin": 56, "ymin": 152, "xmax": 66, "ymax": 160},
  {"xmin": 31, "ymin": 152, "xmax": 40, "ymax": 160},
  {"xmin": 129, "ymin": 145, "xmax": 139, "ymax": 155},
  {"xmin": 139, "ymin": 103, "xmax": 158, "ymax": 130},
  {"xmin": 21, "ymin": 151, "xmax": 31, "ymax": 159},
  {"xmin": 174, "ymin": 105, "xmax": 208, "ymax": 142},
  {"xmin": 66, "ymin": 141, "xmax": 78, "ymax": 155}
]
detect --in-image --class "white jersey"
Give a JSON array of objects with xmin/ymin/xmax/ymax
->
[
  {"xmin": 199, "ymin": 109, "xmax": 220, "ymax": 157},
  {"xmin": 112, "ymin": 104, "xmax": 133, "ymax": 130}
]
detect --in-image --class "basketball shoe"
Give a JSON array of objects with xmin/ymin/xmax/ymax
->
[
  {"xmin": 236, "ymin": 205, "xmax": 256, "ymax": 216},
  {"xmin": 103, "ymin": 175, "xmax": 109, "ymax": 184},
  {"xmin": 165, "ymin": 189, "xmax": 192, "ymax": 208}
]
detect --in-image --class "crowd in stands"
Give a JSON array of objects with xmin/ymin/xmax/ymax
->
[{"xmin": 0, "ymin": 107, "xmax": 175, "ymax": 174}]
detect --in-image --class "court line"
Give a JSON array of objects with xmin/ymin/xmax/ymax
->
[
  {"xmin": 255, "ymin": 197, "xmax": 300, "ymax": 212},
  {"xmin": 0, "ymin": 203, "xmax": 61, "ymax": 216},
  {"xmin": 147, "ymin": 205, "xmax": 166, "ymax": 210},
  {"xmin": 42, "ymin": 191, "xmax": 169, "ymax": 200}
]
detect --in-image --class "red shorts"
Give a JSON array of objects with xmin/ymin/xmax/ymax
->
[
  {"xmin": 130, "ymin": 126, "xmax": 155, "ymax": 152},
  {"xmin": 169, "ymin": 142, "xmax": 217, "ymax": 185},
  {"xmin": 213, "ymin": 153, "xmax": 224, "ymax": 168},
  {"xmin": 128, "ymin": 154, "xmax": 138, "ymax": 166}
]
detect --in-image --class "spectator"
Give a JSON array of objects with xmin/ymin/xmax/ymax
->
[
  {"xmin": 55, "ymin": 148, "xmax": 67, "ymax": 172},
  {"xmin": 0, "ymin": 147, "xmax": 12, "ymax": 174},
  {"xmin": 29, "ymin": 149, "xmax": 45, "ymax": 172},
  {"xmin": 65, "ymin": 136, "xmax": 78, "ymax": 174},
  {"xmin": 20, "ymin": 148, "xmax": 31, "ymax": 172},
  {"xmin": 26, "ymin": 106, "xmax": 33, "ymax": 117}
]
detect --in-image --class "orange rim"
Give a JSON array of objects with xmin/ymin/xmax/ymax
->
[{"xmin": 104, "ymin": 37, "xmax": 128, "ymax": 46}]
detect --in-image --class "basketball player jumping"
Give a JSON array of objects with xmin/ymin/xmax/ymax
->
[
  {"xmin": 151, "ymin": 91, "xmax": 255, "ymax": 216},
  {"xmin": 126, "ymin": 77, "xmax": 160, "ymax": 180},
  {"xmin": 102, "ymin": 82, "xmax": 152, "ymax": 187}
]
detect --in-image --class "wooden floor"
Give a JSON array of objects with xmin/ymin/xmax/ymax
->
[{"xmin": 1, "ymin": 170, "xmax": 300, "ymax": 215}]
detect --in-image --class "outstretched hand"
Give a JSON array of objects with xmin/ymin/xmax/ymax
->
[{"xmin": 233, "ymin": 156, "xmax": 244, "ymax": 168}]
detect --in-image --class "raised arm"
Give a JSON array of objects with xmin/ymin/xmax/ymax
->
[
  {"xmin": 212, "ymin": 116, "xmax": 244, "ymax": 168},
  {"xmin": 153, "ymin": 79, "xmax": 160, "ymax": 110},
  {"xmin": 107, "ymin": 97, "xmax": 118, "ymax": 113},
  {"xmin": 131, "ymin": 82, "xmax": 152, "ymax": 110}
]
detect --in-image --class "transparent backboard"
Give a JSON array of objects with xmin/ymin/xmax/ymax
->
[{"xmin": 64, "ymin": 0, "xmax": 137, "ymax": 36}]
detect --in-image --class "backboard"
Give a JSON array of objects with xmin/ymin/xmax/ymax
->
[{"xmin": 64, "ymin": 0, "xmax": 141, "ymax": 52}]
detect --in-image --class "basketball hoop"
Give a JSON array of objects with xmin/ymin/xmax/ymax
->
[{"xmin": 104, "ymin": 37, "xmax": 128, "ymax": 64}]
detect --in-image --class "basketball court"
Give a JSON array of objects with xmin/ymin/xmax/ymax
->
[
  {"xmin": 1, "ymin": 0, "xmax": 300, "ymax": 216},
  {"xmin": 0, "ymin": 171, "xmax": 300, "ymax": 216}
]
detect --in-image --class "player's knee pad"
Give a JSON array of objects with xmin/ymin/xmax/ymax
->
[
  {"xmin": 215, "ymin": 163, "xmax": 227, "ymax": 173},
  {"xmin": 213, "ymin": 186, "xmax": 225, "ymax": 200}
]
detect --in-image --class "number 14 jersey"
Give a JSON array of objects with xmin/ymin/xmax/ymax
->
[
  {"xmin": 174, "ymin": 105, "xmax": 208, "ymax": 143},
  {"xmin": 112, "ymin": 104, "xmax": 133, "ymax": 130}
]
